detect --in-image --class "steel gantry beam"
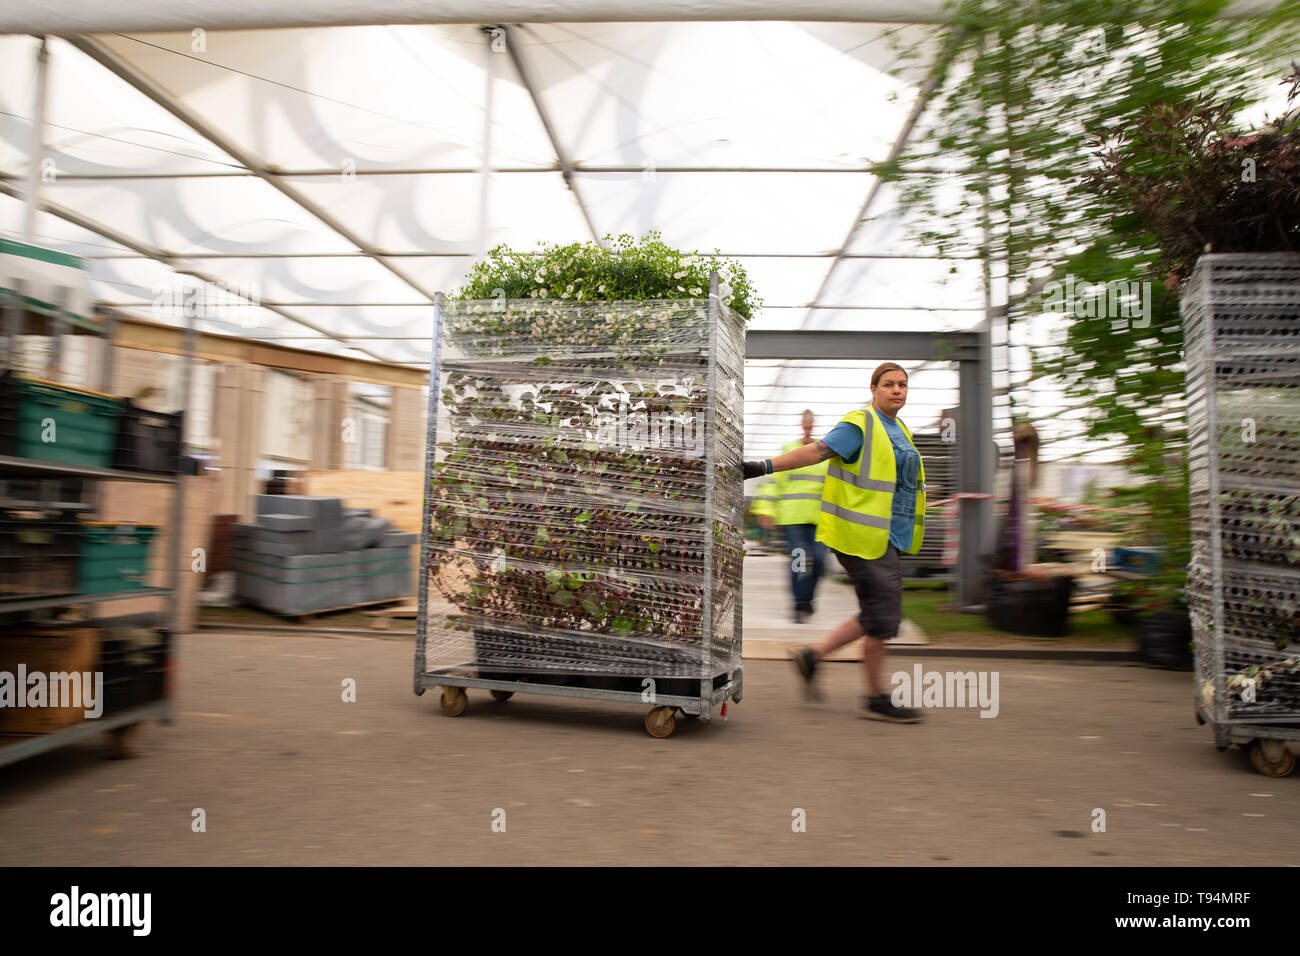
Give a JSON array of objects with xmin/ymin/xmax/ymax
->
[
  {"xmin": 4, "ymin": 0, "xmax": 1279, "ymax": 35},
  {"xmin": 745, "ymin": 330, "xmax": 980, "ymax": 362},
  {"xmin": 0, "ymin": 165, "xmax": 965, "ymax": 180}
]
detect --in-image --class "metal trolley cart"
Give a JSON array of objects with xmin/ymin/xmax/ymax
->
[
  {"xmin": 1183, "ymin": 254, "xmax": 1300, "ymax": 777},
  {"xmin": 415, "ymin": 277, "xmax": 744, "ymax": 737}
]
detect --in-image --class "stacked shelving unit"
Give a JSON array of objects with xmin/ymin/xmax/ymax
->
[{"xmin": 0, "ymin": 238, "xmax": 189, "ymax": 767}]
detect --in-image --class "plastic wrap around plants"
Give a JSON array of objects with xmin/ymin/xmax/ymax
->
[
  {"xmin": 419, "ymin": 296, "xmax": 745, "ymax": 685},
  {"xmin": 1183, "ymin": 254, "xmax": 1300, "ymax": 724}
]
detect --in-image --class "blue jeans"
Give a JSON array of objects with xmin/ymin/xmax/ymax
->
[{"xmin": 782, "ymin": 523, "xmax": 826, "ymax": 610}]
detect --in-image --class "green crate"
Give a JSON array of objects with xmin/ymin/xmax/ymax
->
[
  {"xmin": 78, "ymin": 523, "xmax": 159, "ymax": 596},
  {"xmin": 12, "ymin": 377, "xmax": 125, "ymax": 467}
]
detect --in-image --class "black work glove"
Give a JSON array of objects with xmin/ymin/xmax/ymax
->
[{"xmin": 742, "ymin": 460, "xmax": 771, "ymax": 479}]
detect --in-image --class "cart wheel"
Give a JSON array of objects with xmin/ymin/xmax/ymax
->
[
  {"xmin": 681, "ymin": 711, "xmax": 700, "ymax": 720},
  {"xmin": 1248, "ymin": 739, "xmax": 1295, "ymax": 778},
  {"xmin": 490, "ymin": 690, "xmax": 514, "ymax": 702},
  {"xmin": 644, "ymin": 706, "xmax": 676, "ymax": 738},
  {"xmin": 732, "ymin": 667, "xmax": 743, "ymax": 703},
  {"xmin": 440, "ymin": 686, "xmax": 468, "ymax": 717},
  {"xmin": 106, "ymin": 723, "xmax": 139, "ymax": 760}
]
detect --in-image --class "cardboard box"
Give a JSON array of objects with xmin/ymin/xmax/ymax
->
[{"xmin": 0, "ymin": 628, "xmax": 100, "ymax": 735}]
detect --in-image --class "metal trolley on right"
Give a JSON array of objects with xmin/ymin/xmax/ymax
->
[{"xmin": 1183, "ymin": 254, "xmax": 1300, "ymax": 777}]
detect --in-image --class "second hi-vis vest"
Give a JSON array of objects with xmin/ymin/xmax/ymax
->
[
  {"xmin": 816, "ymin": 407, "xmax": 925, "ymax": 560},
  {"xmin": 751, "ymin": 477, "xmax": 777, "ymax": 519},
  {"xmin": 768, "ymin": 439, "xmax": 830, "ymax": 525}
]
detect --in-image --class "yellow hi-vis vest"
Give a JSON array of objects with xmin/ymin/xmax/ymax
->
[
  {"xmin": 770, "ymin": 439, "xmax": 830, "ymax": 525},
  {"xmin": 751, "ymin": 477, "xmax": 777, "ymax": 519},
  {"xmin": 816, "ymin": 407, "xmax": 926, "ymax": 560}
]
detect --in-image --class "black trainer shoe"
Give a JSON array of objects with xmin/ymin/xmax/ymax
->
[
  {"xmin": 789, "ymin": 646, "xmax": 824, "ymax": 701},
  {"xmin": 859, "ymin": 694, "xmax": 924, "ymax": 723}
]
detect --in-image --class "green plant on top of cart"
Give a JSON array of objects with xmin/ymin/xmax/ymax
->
[{"xmin": 452, "ymin": 231, "xmax": 762, "ymax": 320}]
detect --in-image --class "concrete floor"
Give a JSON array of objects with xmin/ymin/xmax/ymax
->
[{"xmin": 1, "ymin": 630, "xmax": 1295, "ymax": 866}]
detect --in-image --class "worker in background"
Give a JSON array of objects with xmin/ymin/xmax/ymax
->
[
  {"xmin": 742, "ymin": 363, "xmax": 926, "ymax": 723},
  {"xmin": 756, "ymin": 410, "xmax": 829, "ymax": 623}
]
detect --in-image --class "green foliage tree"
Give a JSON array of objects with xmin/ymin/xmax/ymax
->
[{"xmin": 881, "ymin": 1, "xmax": 1299, "ymax": 604}]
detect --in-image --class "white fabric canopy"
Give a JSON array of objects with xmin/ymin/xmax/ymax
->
[{"xmin": 0, "ymin": 21, "xmax": 1114, "ymax": 460}]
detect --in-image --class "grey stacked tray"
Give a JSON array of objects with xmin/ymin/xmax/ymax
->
[
  {"xmin": 342, "ymin": 514, "xmax": 392, "ymax": 550},
  {"xmin": 358, "ymin": 546, "xmax": 413, "ymax": 603},
  {"xmin": 234, "ymin": 550, "xmax": 363, "ymax": 613},
  {"xmin": 235, "ymin": 496, "xmax": 414, "ymax": 615},
  {"xmin": 254, "ymin": 495, "xmax": 344, "ymax": 553}
]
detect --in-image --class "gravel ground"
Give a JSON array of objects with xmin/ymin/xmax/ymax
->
[{"xmin": 0, "ymin": 630, "xmax": 1294, "ymax": 866}]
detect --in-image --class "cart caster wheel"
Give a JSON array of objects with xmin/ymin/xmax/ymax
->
[
  {"xmin": 440, "ymin": 687, "xmax": 468, "ymax": 717},
  {"xmin": 106, "ymin": 723, "xmax": 139, "ymax": 760},
  {"xmin": 1194, "ymin": 708, "xmax": 1205, "ymax": 725},
  {"xmin": 415, "ymin": 686, "xmax": 426, "ymax": 697},
  {"xmin": 490, "ymin": 690, "xmax": 514, "ymax": 702},
  {"xmin": 681, "ymin": 711, "xmax": 700, "ymax": 720},
  {"xmin": 1248, "ymin": 739, "xmax": 1295, "ymax": 778},
  {"xmin": 644, "ymin": 706, "xmax": 676, "ymax": 738}
]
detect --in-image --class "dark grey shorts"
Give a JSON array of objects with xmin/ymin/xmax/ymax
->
[{"xmin": 831, "ymin": 545, "xmax": 902, "ymax": 640}]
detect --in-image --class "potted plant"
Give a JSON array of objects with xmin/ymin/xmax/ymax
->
[{"xmin": 426, "ymin": 234, "xmax": 759, "ymax": 693}]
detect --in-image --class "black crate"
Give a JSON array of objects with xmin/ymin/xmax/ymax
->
[
  {"xmin": 0, "ymin": 477, "xmax": 89, "ymax": 510},
  {"xmin": 987, "ymin": 572, "xmax": 1075, "ymax": 637},
  {"xmin": 0, "ymin": 509, "xmax": 80, "ymax": 603},
  {"xmin": 473, "ymin": 625, "xmax": 714, "ymax": 689},
  {"xmin": 0, "ymin": 371, "xmax": 18, "ymax": 456},
  {"xmin": 98, "ymin": 626, "xmax": 168, "ymax": 714},
  {"xmin": 113, "ymin": 402, "xmax": 183, "ymax": 474}
]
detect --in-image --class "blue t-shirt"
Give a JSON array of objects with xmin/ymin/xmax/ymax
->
[{"xmin": 820, "ymin": 412, "xmax": 921, "ymax": 552}]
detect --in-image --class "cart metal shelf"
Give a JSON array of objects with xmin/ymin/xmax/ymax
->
[{"xmin": 0, "ymin": 699, "xmax": 172, "ymax": 768}]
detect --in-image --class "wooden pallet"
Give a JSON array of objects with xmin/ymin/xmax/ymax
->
[
  {"xmin": 361, "ymin": 603, "xmax": 419, "ymax": 629},
  {"xmin": 279, "ymin": 596, "xmax": 412, "ymax": 623}
]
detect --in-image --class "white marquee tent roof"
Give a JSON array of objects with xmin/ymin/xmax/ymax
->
[{"xmin": 2, "ymin": 6, "xmax": 1231, "ymax": 463}]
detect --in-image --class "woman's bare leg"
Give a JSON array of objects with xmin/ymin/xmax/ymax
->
[
  {"xmin": 814, "ymin": 616, "xmax": 864, "ymax": 658},
  {"xmin": 862, "ymin": 636, "xmax": 885, "ymax": 698}
]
